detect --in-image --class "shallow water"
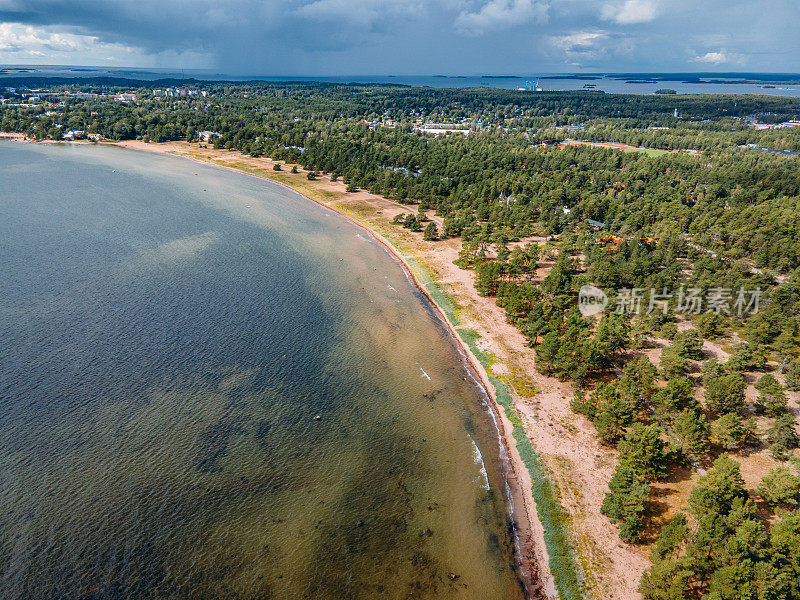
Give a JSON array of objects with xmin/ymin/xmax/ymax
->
[{"xmin": 0, "ymin": 142, "xmax": 525, "ymax": 599}]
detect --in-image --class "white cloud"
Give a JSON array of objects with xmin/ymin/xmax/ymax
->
[
  {"xmin": 550, "ymin": 29, "xmax": 608, "ymax": 51},
  {"xmin": 0, "ymin": 23, "xmax": 84, "ymax": 53},
  {"xmin": 0, "ymin": 22, "xmax": 208, "ymax": 67},
  {"xmin": 455, "ymin": 0, "xmax": 548, "ymax": 35},
  {"xmin": 693, "ymin": 50, "xmax": 732, "ymax": 65},
  {"xmin": 601, "ymin": 0, "xmax": 659, "ymax": 24},
  {"xmin": 548, "ymin": 28, "xmax": 642, "ymax": 66}
]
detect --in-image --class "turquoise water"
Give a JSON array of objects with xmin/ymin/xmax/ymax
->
[{"xmin": 0, "ymin": 142, "xmax": 526, "ymax": 599}]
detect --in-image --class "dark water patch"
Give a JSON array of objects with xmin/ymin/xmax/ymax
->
[{"xmin": 195, "ymin": 420, "xmax": 247, "ymax": 473}]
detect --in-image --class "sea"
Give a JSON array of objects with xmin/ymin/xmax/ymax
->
[
  {"xmin": 3, "ymin": 65, "xmax": 800, "ymax": 97},
  {"xmin": 0, "ymin": 141, "xmax": 526, "ymax": 599}
]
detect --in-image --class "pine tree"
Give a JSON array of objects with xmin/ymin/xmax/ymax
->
[
  {"xmin": 767, "ymin": 415, "xmax": 799, "ymax": 461},
  {"xmin": 653, "ymin": 376, "xmax": 696, "ymax": 420},
  {"xmin": 618, "ymin": 423, "xmax": 669, "ymax": 481},
  {"xmin": 423, "ymin": 221, "xmax": 438, "ymax": 241},
  {"xmin": 689, "ymin": 454, "xmax": 748, "ymax": 516},
  {"xmin": 601, "ymin": 463, "xmax": 651, "ymax": 543},
  {"xmin": 757, "ymin": 465, "xmax": 800, "ymax": 509},
  {"xmin": 673, "ymin": 409, "xmax": 711, "ymax": 457},
  {"xmin": 755, "ymin": 373, "xmax": 788, "ymax": 416},
  {"xmin": 713, "ymin": 413, "xmax": 758, "ymax": 450},
  {"xmin": 769, "ymin": 512, "xmax": 800, "ymax": 599},
  {"xmin": 785, "ymin": 360, "xmax": 800, "ymax": 391},
  {"xmin": 704, "ymin": 372, "xmax": 746, "ymax": 416}
]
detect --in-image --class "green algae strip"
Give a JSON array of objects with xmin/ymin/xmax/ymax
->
[
  {"xmin": 460, "ymin": 330, "xmax": 585, "ymax": 600},
  {"xmin": 285, "ymin": 199, "xmax": 585, "ymax": 599},
  {"xmin": 381, "ymin": 240, "xmax": 586, "ymax": 600},
  {"xmin": 157, "ymin": 149, "xmax": 586, "ymax": 599}
]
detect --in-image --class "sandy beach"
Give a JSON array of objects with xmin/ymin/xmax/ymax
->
[{"xmin": 30, "ymin": 137, "xmax": 653, "ymax": 600}]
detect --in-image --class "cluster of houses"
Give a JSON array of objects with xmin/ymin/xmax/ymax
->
[
  {"xmin": 413, "ymin": 119, "xmax": 482, "ymax": 136},
  {"xmin": 747, "ymin": 115, "xmax": 800, "ymax": 130},
  {"xmin": 198, "ymin": 131, "xmax": 220, "ymax": 142},
  {"xmin": 3, "ymin": 84, "xmax": 214, "ymax": 110},
  {"xmin": 62, "ymin": 130, "xmax": 103, "ymax": 141},
  {"xmin": 737, "ymin": 143, "xmax": 800, "ymax": 157},
  {"xmin": 3, "ymin": 86, "xmax": 139, "ymax": 104},
  {"xmin": 152, "ymin": 88, "xmax": 207, "ymax": 98},
  {"xmin": 2, "ymin": 87, "xmax": 60, "ymax": 107},
  {"xmin": 363, "ymin": 114, "xmax": 399, "ymax": 130},
  {"xmin": 555, "ymin": 124, "xmax": 585, "ymax": 132},
  {"xmin": 772, "ymin": 121, "xmax": 800, "ymax": 129}
]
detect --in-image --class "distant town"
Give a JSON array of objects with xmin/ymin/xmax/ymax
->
[{"xmin": 4, "ymin": 82, "xmax": 800, "ymax": 146}]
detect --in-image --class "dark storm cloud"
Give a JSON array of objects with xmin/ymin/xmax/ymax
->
[{"xmin": 0, "ymin": 0, "xmax": 797, "ymax": 73}]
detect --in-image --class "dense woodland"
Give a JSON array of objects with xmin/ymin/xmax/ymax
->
[
  {"xmin": 4, "ymin": 79, "xmax": 799, "ymax": 271},
  {"xmin": 3, "ymin": 79, "xmax": 800, "ymax": 599}
]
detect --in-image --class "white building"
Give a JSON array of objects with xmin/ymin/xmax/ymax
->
[{"xmin": 198, "ymin": 131, "xmax": 220, "ymax": 142}]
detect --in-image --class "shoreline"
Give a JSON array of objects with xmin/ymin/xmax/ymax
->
[
  {"xmin": 326, "ymin": 199, "xmax": 549, "ymax": 600},
  {"xmin": 2, "ymin": 135, "xmax": 616, "ymax": 598},
  {"xmin": 107, "ymin": 140, "xmax": 558, "ymax": 598}
]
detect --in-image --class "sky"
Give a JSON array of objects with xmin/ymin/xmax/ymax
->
[{"xmin": 0, "ymin": 0, "xmax": 797, "ymax": 75}]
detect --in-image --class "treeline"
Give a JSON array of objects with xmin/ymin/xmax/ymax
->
[
  {"xmin": 4, "ymin": 76, "xmax": 800, "ymax": 124},
  {"xmin": 7, "ymin": 82, "xmax": 799, "ymax": 271},
  {"xmin": 557, "ymin": 118, "xmax": 800, "ymax": 152}
]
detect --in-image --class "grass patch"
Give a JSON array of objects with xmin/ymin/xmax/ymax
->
[
  {"xmin": 429, "ymin": 287, "xmax": 584, "ymax": 600},
  {"xmin": 171, "ymin": 152, "xmax": 344, "ymax": 203},
  {"xmin": 546, "ymin": 455, "xmax": 612, "ymax": 599},
  {"xmin": 483, "ymin": 353, "xmax": 585, "ymax": 600},
  {"xmin": 622, "ymin": 147, "xmax": 670, "ymax": 157},
  {"xmin": 333, "ymin": 201, "xmax": 380, "ymax": 220},
  {"xmin": 373, "ymin": 229, "xmax": 585, "ymax": 599},
  {"xmin": 501, "ymin": 370, "xmax": 541, "ymax": 399}
]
